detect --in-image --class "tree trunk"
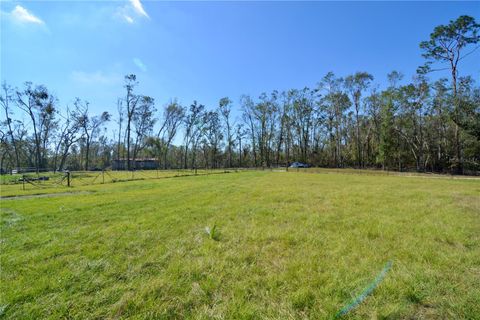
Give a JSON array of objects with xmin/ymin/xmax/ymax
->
[
  {"xmin": 85, "ymin": 137, "xmax": 90, "ymax": 171},
  {"xmin": 355, "ymin": 107, "xmax": 362, "ymax": 168},
  {"xmin": 451, "ymin": 64, "xmax": 462, "ymax": 174},
  {"xmin": 184, "ymin": 145, "xmax": 188, "ymax": 169},
  {"xmin": 126, "ymin": 120, "xmax": 131, "ymax": 170},
  {"xmin": 3, "ymin": 105, "xmax": 20, "ymax": 170}
]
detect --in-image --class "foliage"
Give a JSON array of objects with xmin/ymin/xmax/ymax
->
[
  {"xmin": 1, "ymin": 16, "xmax": 479, "ymax": 174},
  {"xmin": 205, "ymin": 223, "xmax": 220, "ymax": 241}
]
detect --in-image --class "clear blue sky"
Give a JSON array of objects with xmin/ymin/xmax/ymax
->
[{"xmin": 1, "ymin": 1, "xmax": 479, "ymax": 122}]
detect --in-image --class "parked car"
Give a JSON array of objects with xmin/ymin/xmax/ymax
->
[{"xmin": 289, "ymin": 162, "xmax": 310, "ymax": 168}]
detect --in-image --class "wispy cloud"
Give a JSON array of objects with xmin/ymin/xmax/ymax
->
[
  {"xmin": 133, "ymin": 58, "xmax": 147, "ymax": 72},
  {"xmin": 70, "ymin": 71, "xmax": 122, "ymax": 85},
  {"xmin": 130, "ymin": 0, "xmax": 149, "ymax": 19},
  {"xmin": 10, "ymin": 5, "xmax": 44, "ymax": 25},
  {"xmin": 124, "ymin": 15, "xmax": 134, "ymax": 24},
  {"xmin": 115, "ymin": 0, "xmax": 149, "ymax": 24}
]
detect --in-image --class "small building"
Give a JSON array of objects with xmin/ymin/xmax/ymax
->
[{"xmin": 112, "ymin": 158, "xmax": 159, "ymax": 170}]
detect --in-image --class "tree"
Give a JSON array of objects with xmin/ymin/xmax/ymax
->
[
  {"xmin": 276, "ymin": 90, "xmax": 294, "ymax": 166},
  {"xmin": 345, "ymin": 72, "xmax": 374, "ymax": 168},
  {"xmin": 203, "ymin": 111, "xmax": 223, "ymax": 168},
  {"xmin": 0, "ymin": 128, "xmax": 8, "ymax": 171},
  {"xmin": 429, "ymin": 78, "xmax": 451, "ymax": 171},
  {"xmin": 395, "ymin": 76, "xmax": 430, "ymax": 172},
  {"xmin": 455, "ymin": 76, "xmax": 480, "ymax": 140},
  {"xmin": 0, "ymin": 83, "xmax": 20, "ymax": 170},
  {"xmin": 183, "ymin": 101, "xmax": 205, "ymax": 169},
  {"xmin": 291, "ymin": 88, "xmax": 316, "ymax": 164},
  {"xmin": 236, "ymin": 123, "xmax": 246, "ymax": 167},
  {"xmin": 253, "ymin": 91, "xmax": 278, "ymax": 167},
  {"xmin": 116, "ymin": 98, "xmax": 124, "ymax": 165},
  {"xmin": 15, "ymin": 82, "xmax": 57, "ymax": 173},
  {"xmin": 2, "ymin": 15, "xmax": 479, "ymax": 174},
  {"xmin": 241, "ymin": 95, "xmax": 258, "ymax": 166},
  {"xmin": 157, "ymin": 100, "xmax": 184, "ymax": 169},
  {"xmin": 378, "ymin": 94, "xmax": 395, "ymax": 170},
  {"xmin": 132, "ymin": 96, "xmax": 156, "ymax": 165},
  {"xmin": 420, "ymin": 15, "xmax": 480, "ymax": 173},
  {"xmin": 319, "ymin": 73, "xmax": 351, "ymax": 167},
  {"xmin": 53, "ymin": 106, "xmax": 81, "ymax": 171},
  {"xmin": 219, "ymin": 97, "xmax": 234, "ymax": 168},
  {"xmin": 74, "ymin": 99, "xmax": 111, "ymax": 170},
  {"xmin": 124, "ymin": 74, "xmax": 140, "ymax": 170}
]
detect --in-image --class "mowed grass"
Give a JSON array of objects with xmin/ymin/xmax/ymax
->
[
  {"xmin": 0, "ymin": 169, "xmax": 229, "ymax": 197},
  {"xmin": 0, "ymin": 171, "xmax": 479, "ymax": 319}
]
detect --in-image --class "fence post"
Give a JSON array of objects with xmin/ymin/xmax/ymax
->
[
  {"xmin": 67, "ymin": 171, "xmax": 70, "ymax": 187},
  {"xmin": 102, "ymin": 170, "xmax": 105, "ymax": 184}
]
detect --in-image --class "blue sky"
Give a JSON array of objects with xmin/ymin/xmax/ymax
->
[{"xmin": 1, "ymin": 1, "xmax": 479, "ymax": 124}]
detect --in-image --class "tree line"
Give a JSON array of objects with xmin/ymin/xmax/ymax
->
[{"xmin": 1, "ymin": 15, "xmax": 479, "ymax": 174}]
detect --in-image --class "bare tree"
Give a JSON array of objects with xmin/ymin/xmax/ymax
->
[
  {"xmin": 158, "ymin": 100, "xmax": 184, "ymax": 169},
  {"xmin": 53, "ymin": 106, "xmax": 82, "ymax": 172},
  {"xmin": 241, "ymin": 95, "xmax": 257, "ymax": 167},
  {"xmin": 116, "ymin": 98, "xmax": 124, "ymax": 166},
  {"xmin": 236, "ymin": 123, "xmax": 246, "ymax": 167},
  {"xmin": 124, "ymin": 74, "xmax": 140, "ymax": 170},
  {"xmin": 74, "ymin": 99, "xmax": 111, "ymax": 170},
  {"xmin": 15, "ymin": 82, "xmax": 57, "ymax": 173},
  {"xmin": 275, "ymin": 90, "xmax": 294, "ymax": 166},
  {"xmin": 0, "ymin": 83, "xmax": 21, "ymax": 170},
  {"xmin": 345, "ymin": 72, "xmax": 374, "ymax": 168},
  {"xmin": 319, "ymin": 73, "xmax": 351, "ymax": 167},
  {"xmin": 219, "ymin": 97, "xmax": 234, "ymax": 168},
  {"xmin": 132, "ymin": 96, "xmax": 156, "ymax": 165},
  {"xmin": 204, "ymin": 111, "xmax": 223, "ymax": 168},
  {"xmin": 183, "ymin": 101, "xmax": 205, "ymax": 169}
]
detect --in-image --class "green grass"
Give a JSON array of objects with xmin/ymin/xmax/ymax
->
[
  {"xmin": 1, "ymin": 171, "xmax": 479, "ymax": 319},
  {"xmin": 0, "ymin": 169, "xmax": 229, "ymax": 197}
]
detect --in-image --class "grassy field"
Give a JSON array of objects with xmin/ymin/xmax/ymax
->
[
  {"xmin": 0, "ymin": 170, "xmax": 479, "ymax": 319},
  {"xmin": 0, "ymin": 169, "xmax": 229, "ymax": 197}
]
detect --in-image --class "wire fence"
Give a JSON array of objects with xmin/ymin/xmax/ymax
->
[
  {"xmin": 2, "ymin": 166, "xmax": 473, "ymax": 194},
  {"xmin": 0, "ymin": 168, "xmax": 240, "ymax": 192}
]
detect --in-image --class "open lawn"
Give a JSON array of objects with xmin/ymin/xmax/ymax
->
[
  {"xmin": 0, "ymin": 171, "xmax": 479, "ymax": 319},
  {"xmin": 0, "ymin": 169, "xmax": 229, "ymax": 198}
]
